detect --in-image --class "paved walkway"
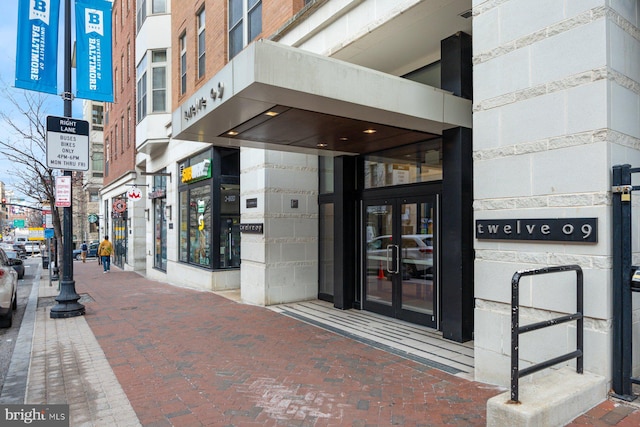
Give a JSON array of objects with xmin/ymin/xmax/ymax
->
[{"xmin": 2, "ymin": 261, "xmax": 640, "ymax": 426}]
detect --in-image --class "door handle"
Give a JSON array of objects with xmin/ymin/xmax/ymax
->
[
  {"xmin": 394, "ymin": 244, "xmax": 400, "ymax": 275},
  {"xmin": 386, "ymin": 245, "xmax": 400, "ymax": 274}
]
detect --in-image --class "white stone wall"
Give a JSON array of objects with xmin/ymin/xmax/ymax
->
[
  {"xmin": 473, "ymin": 0, "xmax": 640, "ymax": 387},
  {"xmin": 240, "ymin": 148, "xmax": 319, "ymax": 306}
]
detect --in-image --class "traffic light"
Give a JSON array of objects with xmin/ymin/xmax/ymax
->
[{"xmin": 1, "ymin": 198, "xmax": 5, "ymax": 208}]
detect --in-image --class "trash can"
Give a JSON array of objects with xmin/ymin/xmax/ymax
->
[{"xmin": 42, "ymin": 255, "xmax": 49, "ymax": 269}]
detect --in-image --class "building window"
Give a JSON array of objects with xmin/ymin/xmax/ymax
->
[
  {"xmin": 197, "ymin": 8, "xmax": 206, "ymax": 79},
  {"xmin": 89, "ymin": 191, "xmax": 100, "ymax": 203},
  {"xmin": 228, "ymin": 0, "xmax": 262, "ymax": 60},
  {"xmin": 137, "ymin": 58, "xmax": 147, "ymax": 122},
  {"xmin": 92, "ymin": 150, "xmax": 104, "ymax": 177},
  {"xmin": 127, "ymin": 107, "xmax": 131, "ymax": 146},
  {"xmin": 178, "ymin": 148, "xmax": 240, "ymax": 270},
  {"xmin": 179, "ymin": 33, "xmax": 187, "ymax": 95},
  {"xmin": 120, "ymin": 116, "xmax": 125, "ymax": 153},
  {"xmin": 91, "ymin": 104, "xmax": 104, "ymax": 131},
  {"xmin": 152, "ymin": 0, "xmax": 166, "ymax": 14},
  {"xmin": 113, "ymin": 125, "xmax": 118, "ymax": 159},
  {"xmin": 136, "ymin": 0, "xmax": 146, "ymax": 31},
  {"xmin": 152, "ymin": 50, "xmax": 167, "ymax": 112}
]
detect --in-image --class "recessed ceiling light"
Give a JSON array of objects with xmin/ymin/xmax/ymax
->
[
  {"xmin": 339, "ymin": 137, "xmax": 348, "ymax": 141},
  {"xmin": 264, "ymin": 111, "xmax": 279, "ymax": 117},
  {"xmin": 227, "ymin": 131, "xmax": 239, "ymax": 136},
  {"xmin": 363, "ymin": 129, "xmax": 377, "ymax": 134},
  {"xmin": 317, "ymin": 143, "xmax": 327, "ymax": 148}
]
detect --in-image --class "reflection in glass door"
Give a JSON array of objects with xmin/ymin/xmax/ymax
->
[{"xmin": 364, "ymin": 196, "xmax": 437, "ymax": 328}]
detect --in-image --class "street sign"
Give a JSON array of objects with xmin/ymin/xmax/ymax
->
[
  {"xmin": 13, "ymin": 219, "xmax": 25, "ymax": 228},
  {"xmin": 45, "ymin": 228, "xmax": 55, "ymax": 239},
  {"xmin": 55, "ymin": 176, "xmax": 72, "ymax": 208},
  {"xmin": 46, "ymin": 116, "xmax": 90, "ymax": 171}
]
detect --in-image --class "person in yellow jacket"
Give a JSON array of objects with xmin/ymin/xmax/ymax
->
[{"xmin": 98, "ymin": 235, "xmax": 113, "ymax": 273}]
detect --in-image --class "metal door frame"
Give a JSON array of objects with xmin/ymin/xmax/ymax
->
[{"xmin": 362, "ymin": 192, "xmax": 439, "ymax": 328}]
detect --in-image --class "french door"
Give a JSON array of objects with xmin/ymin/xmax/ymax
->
[{"xmin": 363, "ymin": 194, "xmax": 438, "ymax": 327}]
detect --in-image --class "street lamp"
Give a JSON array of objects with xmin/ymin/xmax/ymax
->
[{"xmin": 50, "ymin": 0, "xmax": 85, "ymax": 318}]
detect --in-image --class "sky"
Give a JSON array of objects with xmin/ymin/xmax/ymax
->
[{"xmin": 0, "ymin": 1, "xmax": 83, "ymax": 196}]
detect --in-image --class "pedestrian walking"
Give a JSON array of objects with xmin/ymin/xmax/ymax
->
[
  {"xmin": 81, "ymin": 241, "xmax": 88, "ymax": 263},
  {"xmin": 98, "ymin": 235, "xmax": 113, "ymax": 273}
]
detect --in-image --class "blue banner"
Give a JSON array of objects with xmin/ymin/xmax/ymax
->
[
  {"xmin": 15, "ymin": 0, "xmax": 61, "ymax": 95},
  {"xmin": 75, "ymin": 0, "xmax": 113, "ymax": 102}
]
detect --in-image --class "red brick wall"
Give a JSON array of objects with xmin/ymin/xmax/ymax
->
[
  {"xmin": 103, "ymin": 0, "xmax": 137, "ymax": 187},
  {"xmin": 172, "ymin": 0, "xmax": 306, "ymax": 111}
]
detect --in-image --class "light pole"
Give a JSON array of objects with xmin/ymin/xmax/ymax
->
[{"xmin": 50, "ymin": 0, "xmax": 85, "ymax": 318}]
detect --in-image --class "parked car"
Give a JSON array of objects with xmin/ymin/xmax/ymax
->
[
  {"xmin": 367, "ymin": 234, "xmax": 433, "ymax": 279},
  {"xmin": 4, "ymin": 250, "xmax": 25, "ymax": 279},
  {"xmin": 24, "ymin": 241, "xmax": 41, "ymax": 255},
  {"xmin": 11, "ymin": 243, "xmax": 27, "ymax": 259},
  {"xmin": 73, "ymin": 242, "xmax": 99, "ymax": 260},
  {"xmin": 0, "ymin": 248, "xmax": 18, "ymax": 327}
]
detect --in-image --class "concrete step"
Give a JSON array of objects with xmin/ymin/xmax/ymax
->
[{"xmin": 487, "ymin": 367, "xmax": 607, "ymax": 427}]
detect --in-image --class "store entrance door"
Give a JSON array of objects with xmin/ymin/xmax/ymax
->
[{"xmin": 364, "ymin": 194, "xmax": 438, "ymax": 327}]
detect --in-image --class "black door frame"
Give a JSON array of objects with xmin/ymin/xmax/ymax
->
[{"xmin": 361, "ymin": 189, "xmax": 440, "ymax": 328}]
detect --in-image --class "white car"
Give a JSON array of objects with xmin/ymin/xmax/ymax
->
[
  {"xmin": 24, "ymin": 241, "xmax": 41, "ymax": 255},
  {"xmin": 0, "ymin": 248, "xmax": 18, "ymax": 328},
  {"xmin": 367, "ymin": 234, "xmax": 434, "ymax": 279}
]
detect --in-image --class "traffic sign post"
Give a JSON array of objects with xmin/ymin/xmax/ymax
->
[{"xmin": 46, "ymin": 116, "xmax": 90, "ymax": 171}]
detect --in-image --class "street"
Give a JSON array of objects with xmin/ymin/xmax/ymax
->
[{"xmin": 0, "ymin": 257, "xmax": 38, "ymax": 392}]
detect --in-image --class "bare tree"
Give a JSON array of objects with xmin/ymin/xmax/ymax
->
[{"xmin": 0, "ymin": 89, "xmax": 75, "ymax": 273}]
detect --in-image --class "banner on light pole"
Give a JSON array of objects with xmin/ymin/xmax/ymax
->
[
  {"xmin": 75, "ymin": 0, "xmax": 113, "ymax": 102},
  {"xmin": 15, "ymin": 0, "xmax": 61, "ymax": 95}
]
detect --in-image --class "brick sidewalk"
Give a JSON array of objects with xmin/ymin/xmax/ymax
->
[
  {"xmin": 73, "ymin": 262, "xmax": 502, "ymax": 426},
  {"xmin": 26, "ymin": 261, "xmax": 640, "ymax": 426}
]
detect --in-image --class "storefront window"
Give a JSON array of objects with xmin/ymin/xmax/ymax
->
[
  {"xmin": 189, "ymin": 184, "xmax": 211, "ymax": 267},
  {"xmin": 179, "ymin": 190, "xmax": 188, "ymax": 262},
  {"xmin": 152, "ymin": 172, "xmax": 167, "ymax": 271},
  {"xmin": 364, "ymin": 139, "xmax": 443, "ymax": 189},
  {"xmin": 178, "ymin": 148, "xmax": 240, "ymax": 270}
]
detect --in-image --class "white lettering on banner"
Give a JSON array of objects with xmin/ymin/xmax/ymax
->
[{"xmin": 30, "ymin": 25, "xmax": 41, "ymax": 80}]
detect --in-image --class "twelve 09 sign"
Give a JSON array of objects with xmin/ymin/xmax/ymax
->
[{"xmin": 46, "ymin": 116, "xmax": 90, "ymax": 171}]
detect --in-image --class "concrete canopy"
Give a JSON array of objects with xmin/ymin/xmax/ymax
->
[{"xmin": 172, "ymin": 40, "xmax": 471, "ymax": 156}]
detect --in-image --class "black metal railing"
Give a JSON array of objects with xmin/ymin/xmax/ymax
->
[{"xmin": 510, "ymin": 265, "xmax": 584, "ymax": 403}]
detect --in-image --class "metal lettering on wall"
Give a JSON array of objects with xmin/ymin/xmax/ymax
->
[
  {"xmin": 239, "ymin": 223, "xmax": 263, "ymax": 234},
  {"xmin": 475, "ymin": 218, "xmax": 597, "ymax": 242}
]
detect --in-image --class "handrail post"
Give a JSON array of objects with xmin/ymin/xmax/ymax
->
[
  {"xmin": 510, "ymin": 265, "xmax": 583, "ymax": 403},
  {"xmin": 510, "ymin": 272, "xmax": 521, "ymax": 402}
]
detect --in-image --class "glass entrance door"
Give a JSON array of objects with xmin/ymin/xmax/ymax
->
[{"xmin": 364, "ymin": 195, "xmax": 437, "ymax": 327}]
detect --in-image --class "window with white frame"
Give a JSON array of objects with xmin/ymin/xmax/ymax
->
[
  {"xmin": 152, "ymin": 0, "xmax": 166, "ymax": 14},
  {"xmin": 137, "ymin": 55, "xmax": 148, "ymax": 122},
  {"xmin": 152, "ymin": 50, "xmax": 167, "ymax": 112},
  {"xmin": 197, "ymin": 8, "xmax": 206, "ymax": 79},
  {"xmin": 179, "ymin": 32, "xmax": 187, "ymax": 95},
  {"xmin": 228, "ymin": 0, "xmax": 262, "ymax": 60},
  {"xmin": 137, "ymin": 0, "xmax": 165, "ymax": 32},
  {"xmin": 136, "ymin": 0, "xmax": 146, "ymax": 32}
]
